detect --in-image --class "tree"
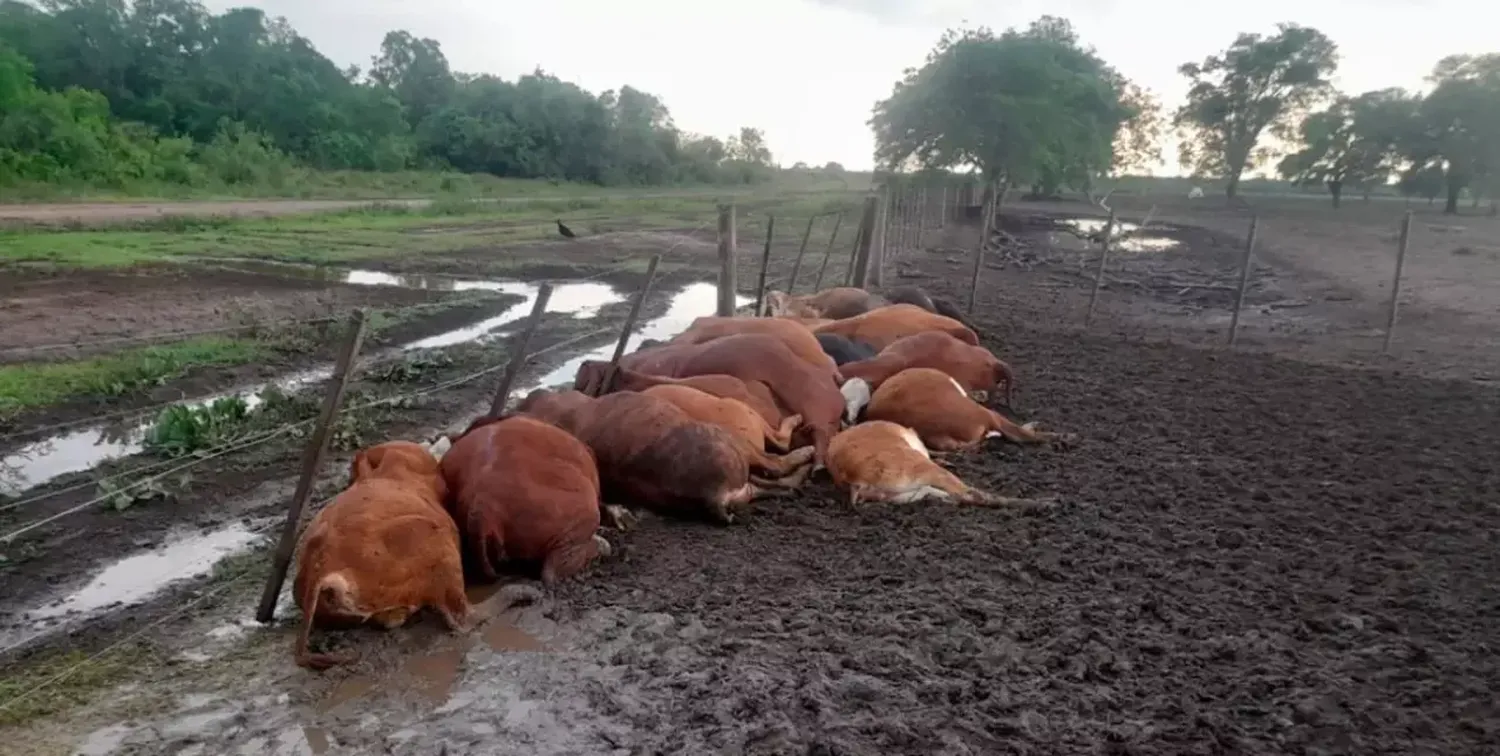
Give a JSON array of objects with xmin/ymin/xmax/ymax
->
[
  {"xmin": 726, "ymin": 126, "xmax": 771, "ymax": 165},
  {"xmin": 368, "ymin": 31, "xmax": 455, "ymax": 130},
  {"xmin": 1278, "ymin": 88, "xmax": 1417, "ymax": 207},
  {"xmin": 1399, "ymin": 162, "xmax": 1446, "ymax": 205},
  {"xmin": 1402, "ymin": 54, "xmax": 1500, "ymax": 214},
  {"xmin": 1174, "ymin": 24, "xmax": 1339, "ymax": 200},
  {"xmin": 869, "ymin": 17, "xmax": 1139, "ymax": 197}
]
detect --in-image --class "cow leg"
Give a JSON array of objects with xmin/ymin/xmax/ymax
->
[
  {"xmin": 767, "ymin": 413, "xmax": 803, "ymax": 452},
  {"xmin": 431, "ymin": 556, "xmax": 473, "ymax": 633},
  {"xmin": 600, "ymin": 503, "xmax": 638, "ymax": 532},
  {"xmin": 370, "ymin": 606, "xmax": 416, "ymax": 630},
  {"xmin": 540, "ymin": 537, "xmax": 606, "ymax": 587},
  {"xmin": 986, "ymin": 412, "xmax": 1070, "ymax": 445},
  {"xmin": 751, "ymin": 460, "xmax": 812, "ymax": 490}
]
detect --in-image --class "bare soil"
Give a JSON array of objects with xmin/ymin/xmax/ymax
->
[
  {"xmin": 5, "ymin": 204, "xmax": 1500, "ymax": 755},
  {"xmin": 0, "ymin": 265, "xmax": 463, "ymax": 359}
]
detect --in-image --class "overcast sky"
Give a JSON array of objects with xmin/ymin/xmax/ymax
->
[{"xmin": 207, "ymin": 0, "xmax": 1496, "ymax": 173}]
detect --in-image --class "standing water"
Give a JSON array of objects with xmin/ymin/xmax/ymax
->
[{"xmin": 0, "ymin": 275, "xmax": 624, "ymax": 496}]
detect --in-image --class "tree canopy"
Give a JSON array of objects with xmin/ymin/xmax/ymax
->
[
  {"xmin": 0, "ymin": 0, "xmax": 774, "ymax": 190},
  {"xmin": 868, "ymin": 17, "xmax": 1156, "ymax": 196},
  {"xmin": 1277, "ymin": 88, "xmax": 1417, "ymax": 207},
  {"xmin": 1174, "ymin": 23, "xmax": 1339, "ymax": 200},
  {"xmin": 1402, "ymin": 53, "xmax": 1500, "ymax": 213}
]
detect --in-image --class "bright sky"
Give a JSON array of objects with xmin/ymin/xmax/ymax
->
[{"xmin": 211, "ymin": 0, "xmax": 1496, "ymax": 174}]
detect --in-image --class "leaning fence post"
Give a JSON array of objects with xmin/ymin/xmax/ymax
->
[
  {"xmin": 610, "ymin": 255, "xmax": 661, "ymax": 363},
  {"xmin": 850, "ymin": 195, "xmax": 879, "ymax": 287},
  {"xmin": 967, "ymin": 184, "xmax": 1000, "ymax": 315},
  {"xmin": 1084, "ymin": 209, "xmax": 1117, "ymax": 328},
  {"xmin": 489, "ymin": 284, "xmax": 554, "ymax": 414},
  {"xmin": 256, "ymin": 310, "xmax": 370, "ymax": 623},
  {"xmin": 716, "ymin": 204, "xmax": 737, "ymax": 316},
  {"xmin": 753, "ymin": 215, "xmax": 776, "ymax": 316},
  {"xmin": 786, "ymin": 215, "xmax": 817, "ymax": 293},
  {"xmin": 812, "ymin": 212, "xmax": 844, "ymax": 291},
  {"xmin": 939, "ymin": 186, "xmax": 949, "ymax": 228},
  {"xmin": 843, "ymin": 215, "xmax": 864, "ymax": 287},
  {"xmin": 1226, "ymin": 215, "xmax": 1259, "ymax": 346},
  {"xmin": 1381, "ymin": 211, "xmax": 1413, "ymax": 354}
]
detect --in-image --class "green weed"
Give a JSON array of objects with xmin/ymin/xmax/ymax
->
[{"xmin": 0, "ymin": 338, "xmax": 264, "ymax": 414}]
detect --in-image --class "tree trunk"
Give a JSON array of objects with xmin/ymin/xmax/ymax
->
[
  {"xmin": 1444, "ymin": 183, "xmax": 1461, "ymax": 215},
  {"xmin": 1328, "ymin": 180, "xmax": 1342, "ymax": 209},
  {"xmin": 1225, "ymin": 172, "xmax": 1241, "ymax": 200}
]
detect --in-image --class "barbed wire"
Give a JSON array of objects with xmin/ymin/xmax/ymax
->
[
  {"xmin": 0, "ymin": 514, "xmax": 289, "ymax": 714},
  {"xmin": 0, "ymin": 214, "xmax": 837, "ymax": 532}
]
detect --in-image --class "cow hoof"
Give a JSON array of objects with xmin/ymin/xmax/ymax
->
[
  {"xmin": 592, "ymin": 534, "xmax": 613, "ymax": 559},
  {"xmin": 603, "ymin": 504, "xmax": 638, "ymax": 531}
]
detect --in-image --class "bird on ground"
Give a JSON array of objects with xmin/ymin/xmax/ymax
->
[{"xmin": 557, "ymin": 220, "xmax": 577, "ymax": 239}]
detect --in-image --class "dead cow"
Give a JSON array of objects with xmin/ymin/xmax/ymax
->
[
  {"xmin": 292, "ymin": 441, "xmax": 470, "ymax": 670},
  {"xmin": 883, "ymin": 286, "xmax": 977, "ymax": 334},
  {"xmin": 766, "ymin": 287, "xmax": 886, "ymax": 320},
  {"xmin": 864, "ymin": 368, "xmax": 1068, "ymax": 451},
  {"xmin": 839, "ymin": 332, "xmax": 1016, "ymax": 420},
  {"xmin": 826, "ymin": 421, "xmax": 1028, "ymax": 506},
  {"xmin": 814, "ymin": 304, "xmax": 979, "ymax": 351},
  {"xmin": 613, "ymin": 333, "xmax": 845, "ymax": 464},
  {"xmin": 641, "ymin": 384, "xmax": 802, "ymax": 454},
  {"xmin": 671, "ymin": 315, "xmax": 838, "ymax": 375},
  {"xmin": 441, "ymin": 415, "xmax": 610, "ymax": 586},
  {"xmin": 573, "ymin": 360, "xmax": 786, "ymax": 427},
  {"xmin": 515, "ymin": 389, "xmax": 812, "ymax": 524}
]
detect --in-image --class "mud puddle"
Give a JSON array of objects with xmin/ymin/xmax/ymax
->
[
  {"xmin": 1, "ymin": 522, "xmax": 267, "ymax": 654},
  {"xmin": 0, "ymin": 280, "xmax": 623, "ymax": 496},
  {"xmin": 512, "ymin": 282, "xmax": 752, "ymax": 397},
  {"xmin": 1057, "ymin": 217, "xmax": 1180, "ymax": 252}
]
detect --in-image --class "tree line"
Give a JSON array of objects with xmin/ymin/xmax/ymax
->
[
  {"xmin": 870, "ymin": 17, "xmax": 1498, "ymax": 214},
  {"xmin": 0, "ymin": 0, "xmax": 779, "ymax": 192}
]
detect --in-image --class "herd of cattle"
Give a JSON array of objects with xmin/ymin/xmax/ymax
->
[{"xmin": 290, "ymin": 284, "xmax": 1074, "ymax": 669}]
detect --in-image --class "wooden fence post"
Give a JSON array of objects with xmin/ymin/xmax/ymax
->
[
  {"xmin": 716, "ymin": 204, "xmax": 737, "ymax": 317},
  {"xmin": 610, "ymin": 255, "xmax": 661, "ymax": 363},
  {"xmin": 1382, "ymin": 212, "xmax": 1414, "ymax": 354},
  {"xmin": 939, "ymin": 186, "xmax": 949, "ymax": 228},
  {"xmin": 870, "ymin": 188, "xmax": 889, "ymax": 287},
  {"xmin": 1084, "ymin": 210, "xmax": 1117, "ymax": 328},
  {"xmin": 851, "ymin": 195, "xmax": 879, "ymax": 287},
  {"xmin": 843, "ymin": 219, "xmax": 863, "ymax": 287},
  {"xmin": 812, "ymin": 212, "xmax": 844, "ymax": 291},
  {"xmin": 753, "ymin": 215, "xmax": 776, "ymax": 316},
  {"xmin": 966, "ymin": 184, "xmax": 999, "ymax": 315},
  {"xmin": 489, "ymin": 283, "xmax": 554, "ymax": 414},
  {"xmin": 256, "ymin": 310, "xmax": 370, "ymax": 623},
  {"xmin": 786, "ymin": 214, "xmax": 817, "ymax": 293},
  {"xmin": 1226, "ymin": 215, "xmax": 1259, "ymax": 346},
  {"xmin": 918, "ymin": 187, "xmax": 928, "ymax": 244}
]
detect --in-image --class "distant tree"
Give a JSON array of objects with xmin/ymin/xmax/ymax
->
[
  {"xmin": 1174, "ymin": 24, "xmax": 1339, "ymax": 200},
  {"xmin": 727, "ymin": 126, "xmax": 772, "ymax": 165},
  {"xmin": 869, "ymin": 17, "xmax": 1140, "ymax": 197},
  {"xmin": 1401, "ymin": 53, "xmax": 1500, "ymax": 214},
  {"xmin": 369, "ymin": 31, "xmax": 456, "ymax": 129},
  {"xmin": 822, "ymin": 161, "xmax": 845, "ymax": 173},
  {"xmin": 1399, "ymin": 162, "xmax": 1447, "ymax": 205},
  {"xmin": 1278, "ymin": 88, "xmax": 1417, "ymax": 207},
  {"xmin": 791, "ymin": 161, "xmax": 809, "ymax": 170}
]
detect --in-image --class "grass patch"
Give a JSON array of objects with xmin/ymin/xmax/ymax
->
[
  {"xmin": 0, "ymin": 338, "xmax": 266, "ymax": 415},
  {"xmin": 0, "ymin": 185, "xmax": 866, "ymax": 269},
  {"xmin": 0, "ymin": 647, "xmax": 147, "ymax": 728}
]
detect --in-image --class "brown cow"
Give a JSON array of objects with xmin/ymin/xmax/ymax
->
[
  {"xmin": 441, "ymin": 415, "xmax": 610, "ymax": 586},
  {"xmin": 641, "ymin": 384, "xmax": 802, "ymax": 455},
  {"xmin": 813, "ymin": 304, "xmax": 979, "ymax": 351},
  {"xmin": 573, "ymin": 360, "xmax": 786, "ymax": 427},
  {"xmin": 292, "ymin": 441, "xmax": 469, "ymax": 670},
  {"xmin": 671, "ymin": 316, "xmax": 838, "ymax": 376},
  {"xmin": 611, "ymin": 333, "xmax": 846, "ymax": 464},
  {"xmin": 839, "ymin": 332, "xmax": 1016, "ymax": 420},
  {"xmin": 826, "ymin": 421, "xmax": 1030, "ymax": 506},
  {"xmin": 515, "ymin": 389, "xmax": 812, "ymax": 524},
  {"xmin": 883, "ymin": 286, "xmax": 978, "ymax": 334},
  {"xmin": 864, "ymin": 368, "xmax": 1070, "ymax": 451},
  {"xmin": 766, "ymin": 287, "xmax": 885, "ymax": 320}
]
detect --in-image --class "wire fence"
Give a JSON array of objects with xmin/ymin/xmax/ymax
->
[
  {"xmin": 0, "ymin": 204, "xmax": 850, "ymax": 543},
  {"xmin": 0, "ymin": 200, "xmax": 864, "ymax": 713}
]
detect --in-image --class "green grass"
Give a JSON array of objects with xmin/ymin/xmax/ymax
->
[
  {"xmin": 0, "ymin": 182, "xmax": 867, "ymax": 269},
  {"xmin": 0, "ymin": 647, "xmax": 147, "ymax": 728},
  {"xmin": 0, "ymin": 337, "xmax": 264, "ymax": 414}
]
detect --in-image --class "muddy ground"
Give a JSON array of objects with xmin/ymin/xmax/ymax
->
[{"xmin": 5, "ymin": 203, "xmax": 1499, "ymax": 754}]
